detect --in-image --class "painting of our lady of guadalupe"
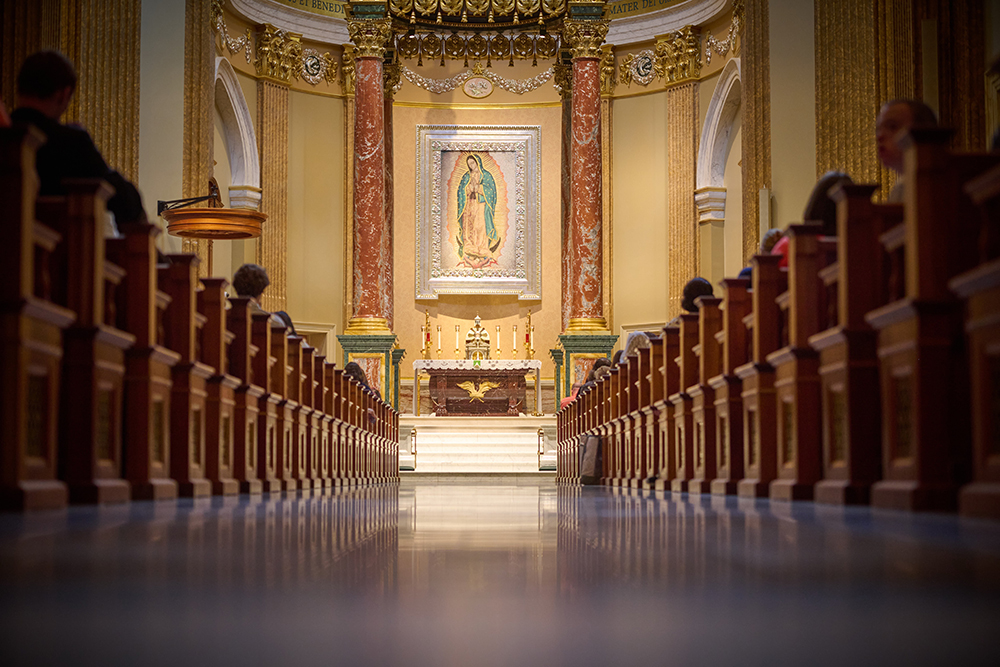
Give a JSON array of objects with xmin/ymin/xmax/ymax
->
[{"xmin": 446, "ymin": 152, "xmax": 510, "ymax": 270}]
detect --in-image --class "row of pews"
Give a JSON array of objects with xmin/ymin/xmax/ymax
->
[
  {"xmin": 1, "ymin": 126, "xmax": 399, "ymax": 511},
  {"xmin": 557, "ymin": 128, "xmax": 1000, "ymax": 519}
]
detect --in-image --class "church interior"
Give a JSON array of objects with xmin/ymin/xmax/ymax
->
[{"xmin": 2, "ymin": 0, "xmax": 1000, "ymax": 663}]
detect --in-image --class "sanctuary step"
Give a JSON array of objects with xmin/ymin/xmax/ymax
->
[{"xmin": 399, "ymin": 415, "xmax": 556, "ymax": 473}]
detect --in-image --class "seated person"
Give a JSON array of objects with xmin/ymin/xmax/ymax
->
[
  {"xmin": 10, "ymin": 50, "xmax": 145, "ymax": 231},
  {"xmin": 274, "ymin": 310, "xmax": 297, "ymax": 336},
  {"xmin": 345, "ymin": 361, "xmax": 382, "ymax": 402},
  {"xmin": 876, "ymin": 98, "xmax": 938, "ymax": 202},
  {"xmin": 770, "ymin": 170, "xmax": 854, "ymax": 268},
  {"xmin": 739, "ymin": 228, "xmax": 784, "ymax": 280},
  {"xmin": 667, "ymin": 277, "xmax": 714, "ymax": 326},
  {"xmin": 231, "ymin": 263, "xmax": 284, "ymax": 328}
]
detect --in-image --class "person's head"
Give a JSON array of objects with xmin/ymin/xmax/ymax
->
[
  {"xmin": 16, "ymin": 50, "xmax": 77, "ymax": 119},
  {"xmin": 803, "ymin": 171, "xmax": 854, "ymax": 236},
  {"xmin": 593, "ymin": 365, "xmax": 612, "ymax": 383},
  {"xmin": 876, "ymin": 99, "xmax": 938, "ymax": 173},
  {"xmin": 274, "ymin": 310, "xmax": 296, "ymax": 336},
  {"xmin": 344, "ymin": 361, "xmax": 368, "ymax": 386},
  {"xmin": 611, "ymin": 350, "xmax": 624, "ymax": 366},
  {"xmin": 681, "ymin": 277, "xmax": 714, "ymax": 313},
  {"xmin": 760, "ymin": 228, "xmax": 784, "ymax": 254},
  {"xmin": 232, "ymin": 263, "xmax": 270, "ymax": 300},
  {"xmin": 623, "ymin": 332, "xmax": 651, "ymax": 359},
  {"xmin": 584, "ymin": 357, "xmax": 611, "ymax": 383},
  {"xmin": 467, "ymin": 155, "xmax": 479, "ymax": 171}
]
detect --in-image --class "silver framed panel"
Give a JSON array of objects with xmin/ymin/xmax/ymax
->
[{"xmin": 415, "ymin": 124, "xmax": 542, "ymax": 301}]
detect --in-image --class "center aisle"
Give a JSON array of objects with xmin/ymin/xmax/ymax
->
[{"xmin": 1, "ymin": 479, "xmax": 999, "ymax": 664}]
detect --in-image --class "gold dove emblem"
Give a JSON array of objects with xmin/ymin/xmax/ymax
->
[{"xmin": 457, "ymin": 380, "xmax": 501, "ymax": 402}]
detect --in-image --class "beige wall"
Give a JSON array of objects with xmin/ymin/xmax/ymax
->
[
  {"xmin": 723, "ymin": 118, "xmax": 744, "ymax": 276},
  {"xmin": 769, "ymin": 0, "xmax": 817, "ymax": 229},
  {"xmin": 138, "ymin": 0, "xmax": 185, "ymax": 254},
  {"xmin": 612, "ymin": 90, "xmax": 669, "ymax": 339},
  {"xmin": 286, "ymin": 90, "xmax": 347, "ymax": 353}
]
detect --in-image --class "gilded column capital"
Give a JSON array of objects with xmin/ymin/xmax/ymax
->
[
  {"xmin": 553, "ymin": 63, "xmax": 573, "ymax": 100},
  {"xmin": 347, "ymin": 18, "xmax": 392, "ymax": 59},
  {"xmin": 341, "ymin": 45, "xmax": 357, "ymax": 96},
  {"xmin": 383, "ymin": 62, "xmax": 402, "ymax": 100},
  {"xmin": 562, "ymin": 20, "xmax": 609, "ymax": 60},
  {"xmin": 654, "ymin": 25, "xmax": 702, "ymax": 84},
  {"xmin": 254, "ymin": 24, "xmax": 303, "ymax": 84},
  {"xmin": 599, "ymin": 45, "xmax": 616, "ymax": 96}
]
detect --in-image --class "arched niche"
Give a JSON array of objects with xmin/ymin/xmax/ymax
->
[{"xmin": 215, "ymin": 57, "xmax": 261, "ymax": 210}]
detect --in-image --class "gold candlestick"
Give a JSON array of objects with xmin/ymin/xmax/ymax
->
[
  {"xmin": 496, "ymin": 325, "xmax": 501, "ymax": 356},
  {"xmin": 455, "ymin": 324, "xmax": 460, "ymax": 358},
  {"xmin": 512, "ymin": 325, "xmax": 517, "ymax": 359},
  {"xmin": 436, "ymin": 325, "xmax": 441, "ymax": 358}
]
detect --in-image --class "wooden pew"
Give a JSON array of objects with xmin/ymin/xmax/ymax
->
[
  {"xmin": 270, "ymin": 328, "xmax": 297, "ymax": 493},
  {"xmin": 0, "ymin": 127, "xmax": 75, "ymax": 510},
  {"xmin": 106, "ymin": 221, "xmax": 180, "ymax": 500},
  {"xmin": 198, "ymin": 277, "xmax": 239, "ymax": 496},
  {"xmin": 286, "ymin": 339, "xmax": 311, "ymax": 493},
  {"xmin": 866, "ymin": 129, "xmax": 999, "ymax": 511},
  {"xmin": 709, "ymin": 278, "xmax": 751, "ymax": 495},
  {"xmin": 767, "ymin": 225, "xmax": 830, "ymax": 501},
  {"xmin": 669, "ymin": 314, "xmax": 699, "ymax": 493},
  {"xmin": 159, "ymin": 254, "xmax": 212, "ymax": 498},
  {"xmin": 331, "ymin": 367, "xmax": 347, "ymax": 486},
  {"xmin": 252, "ymin": 311, "xmax": 282, "ymax": 493},
  {"xmin": 226, "ymin": 296, "xmax": 265, "ymax": 494},
  {"xmin": 603, "ymin": 366, "xmax": 621, "ymax": 485},
  {"xmin": 639, "ymin": 340, "xmax": 662, "ymax": 490},
  {"xmin": 623, "ymin": 352, "xmax": 641, "ymax": 488},
  {"xmin": 954, "ymin": 163, "xmax": 1000, "ymax": 518},
  {"xmin": 316, "ymin": 357, "xmax": 334, "ymax": 492},
  {"xmin": 810, "ymin": 185, "xmax": 900, "ymax": 504},
  {"xmin": 690, "ymin": 297, "xmax": 722, "ymax": 495},
  {"xmin": 654, "ymin": 326, "xmax": 680, "ymax": 493},
  {"xmin": 40, "ymin": 180, "xmax": 135, "ymax": 504},
  {"xmin": 736, "ymin": 254, "xmax": 786, "ymax": 498}
]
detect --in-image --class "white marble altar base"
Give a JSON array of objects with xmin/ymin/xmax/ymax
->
[{"xmin": 398, "ymin": 415, "xmax": 556, "ymax": 473}]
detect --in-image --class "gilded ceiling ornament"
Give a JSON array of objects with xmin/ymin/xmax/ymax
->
[
  {"xmin": 301, "ymin": 49, "xmax": 339, "ymax": 86},
  {"xmin": 401, "ymin": 65, "xmax": 554, "ymax": 95},
  {"xmin": 599, "ymin": 45, "xmax": 615, "ymax": 96},
  {"xmin": 347, "ymin": 18, "xmax": 393, "ymax": 59},
  {"xmin": 705, "ymin": 0, "xmax": 743, "ymax": 65},
  {"xmin": 211, "ymin": 0, "xmax": 252, "ymax": 63},
  {"xmin": 654, "ymin": 26, "xmax": 701, "ymax": 84},
  {"xmin": 341, "ymin": 45, "xmax": 357, "ymax": 95},
  {"xmin": 383, "ymin": 63, "xmax": 403, "ymax": 98},
  {"xmin": 562, "ymin": 19, "xmax": 609, "ymax": 60},
  {"xmin": 553, "ymin": 63, "xmax": 572, "ymax": 99},
  {"xmin": 619, "ymin": 49, "xmax": 654, "ymax": 87},
  {"xmin": 254, "ymin": 24, "xmax": 304, "ymax": 83}
]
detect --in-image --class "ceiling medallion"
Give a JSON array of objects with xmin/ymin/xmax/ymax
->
[
  {"xmin": 463, "ymin": 75, "xmax": 494, "ymax": 98},
  {"xmin": 621, "ymin": 49, "xmax": 655, "ymax": 87}
]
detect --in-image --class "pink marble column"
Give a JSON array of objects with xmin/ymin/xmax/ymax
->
[
  {"xmin": 382, "ymin": 79, "xmax": 395, "ymax": 331},
  {"xmin": 350, "ymin": 53, "xmax": 388, "ymax": 327},
  {"xmin": 566, "ymin": 36, "xmax": 607, "ymax": 331}
]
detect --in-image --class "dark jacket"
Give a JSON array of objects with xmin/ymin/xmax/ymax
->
[{"xmin": 11, "ymin": 107, "xmax": 145, "ymax": 224}]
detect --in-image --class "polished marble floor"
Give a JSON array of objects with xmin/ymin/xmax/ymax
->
[{"xmin": 2, "ymin": 479, "xmax": 1000, "ymax": 666}]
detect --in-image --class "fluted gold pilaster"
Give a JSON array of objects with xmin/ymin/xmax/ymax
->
[
  {"xmin": 741, "ymin": 0, "xmax": 770, "ymax": 264},
  {"xmin": 182, "ymin": 0, "xmax": 214, "ymax": 272},
  {"xmin": 666, "ymin": 81, "xmax": 699, "ymax": 318},
  {"xmin": 256, "ymin": 79, "xmax": 289, "ymax": 313}
]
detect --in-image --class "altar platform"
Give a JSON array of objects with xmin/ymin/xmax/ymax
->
[{"xmin": 398, "ymin": 414, "xmax": 556, "ymax": 473}]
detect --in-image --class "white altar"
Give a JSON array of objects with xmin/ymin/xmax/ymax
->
[{"xmin": 411, "ymin": 359, "xmax": 543, "ymax": 417}]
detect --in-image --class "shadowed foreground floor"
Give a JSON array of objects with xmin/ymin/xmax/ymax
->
[{"xmin": 2, "ymin": 478, "xmax": 999, "ymax": 665}]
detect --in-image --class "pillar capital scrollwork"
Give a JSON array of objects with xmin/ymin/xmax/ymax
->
[
  {"xmin": 553, "ymin": 63, "xmax": 573, "ymax": 100},
  {"xmin": 599, "ymin": 45, "xmax": 616, "ymax": 97},
  {"xmin": 383, "ymin": 62, "xmax": 402, "ymax": 100},
  {"xmin": 341, "ymin": 45, "xmax": 357, "ymax": 96},
  {"xmin": 562, "ymin": 19, "xmax": 609, "ymax": 60},
  {"xmin": 254, "ymin": 24, "xmax": 303, "ymax": 84},
  {"xmin": 654, "ymin": 25, "xmax": 702, "ymax": 84},
  {"xmin": 347, "ymin": 18, "xmax": 392, "ymax": 59}
]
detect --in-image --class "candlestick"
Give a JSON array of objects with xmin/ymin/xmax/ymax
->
[
  {"xmin": 455, "ymin": 324, "xmax": 460, "ymax": 358},
  {"xmin": 512, "ymin": 325, "xmax": 517, "ymax": 358},
  {"xmin": 437, "ymin": 325, "xmax": 441, "ymax": 358},
  {"xmin": 496, "ymin": 326, "xmax": 501, "ymax": 355}
]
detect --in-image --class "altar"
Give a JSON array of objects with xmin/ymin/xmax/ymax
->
[{"xmin": 412, "ymin": 359, "xmax": 543, "ymax": 416}]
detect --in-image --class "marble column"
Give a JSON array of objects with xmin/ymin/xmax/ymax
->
[
  {"xmin": 344, "ymin": 17, "xmax": 392, "ymax": 336},
  {"xmin": 383, "ymin": 63, "xmax": 401, "ymax": 332},
  {"xmin": 555, "ymin": 63, "xmax": 573, "ymax": 333},
  {"xmin": 563, "ymin": 19, "xmax": 610, "ymax": 334}
]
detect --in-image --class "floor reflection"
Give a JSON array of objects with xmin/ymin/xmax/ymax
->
[{"xmin": 1, "ymin": 481, "xmax": 1000, "ymax": 665}]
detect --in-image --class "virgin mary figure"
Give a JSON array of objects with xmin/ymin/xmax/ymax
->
[{"xmin": 456, "ymin": 153, "xmax": 500, "ymax": 269}]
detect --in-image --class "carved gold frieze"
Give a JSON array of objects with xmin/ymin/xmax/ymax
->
[
  {"xmin": 599, "ymin": 45, "xmax": 615, "ymax": 96},
  {"xmin": 562, "ymin": 19, "xmax": 609, "ymax": 60},
  {"xmin": 347, "ymin": 18, "xmax": 393, "ymax": 59},
  {"xmin": 654, "ymin": 26, "xmax": 701, "ymax": 84},
  {"xmin": 341, "ymin": 45, "xmax": 357, "ymax": 96},
  {"xmin": 254, "ymin": 24, "xmax": 303, "ymax": 84},
  {"xmin": 383, "ymin": 63, "xmax": 402, "ymax": 99},
  {"xmin": 553, "ymin": 63, "xmax": 572, "ymax": 99}
]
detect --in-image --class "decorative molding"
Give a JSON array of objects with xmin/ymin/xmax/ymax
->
[
  {"xmin": 401, "ymin": 65, "xmax": 555, "ymax": 95},
  {"xmin": 346, "ymin": 18, "xmax": 392, "ymax": 59},
  {"xmin": 605, "ymin": 0, "xmax": 728, "ymax": 45},
  {"xmin": 695, "ymin": 187, "xmax": 727, "ymax": 225},
  {"xmin": 341, "ymin": 45, "xmax": 357, "ymax": 95},
  {"xmin": 562, "ymin": 19, "xmax": 610, "ymax": 60},
  {"xmin": 696, "ymin": 57, "xmax": 740, "ymax": 191},
  {"xmin": 214, "ymin": 58, "xmax": 262, "ymax": 210},
  {"xmin": 619, "ymin": 49, "xmax": 655, "ymax": 87},
  {"xmin": 666, "ymin": 81, "xmax": 699, "ymax": 318},
  {"xmin": 301, "ymin": 48, "xmax": 339, "ymax": 85},
  {"xmin": 212, "ymin": 0, "xmax": 253, "ymax": 63},
  {"xmin": 705, "ymin": 0, "xmax": 742, "ymax": 64},
  {"xmin": 384, "ymin": 62, "xmax": 403, "ymax": 98},
  {"xmin": 599, "ymin": 45, "xmax": 616, "ymax": 96},
  {"xmin": 554, "ymin": 63, "xmax": 573, "ymax": 99},
  {"xmin": 653, "ymin": 25, "xmax": 701, "ymax": 84},
  {"xmin": 228, "ymin": 0, "xmax": 351, "ymax": 44},
  {"xmin": 254, "ymin": 24, "xmax": 304, "ymax": 83},
  {"xmin": 256, "ymin": 79, "xmax": 290, "ymax": 312}
]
